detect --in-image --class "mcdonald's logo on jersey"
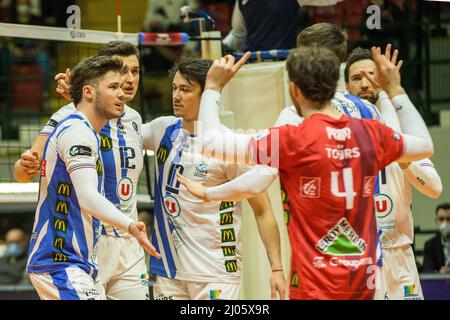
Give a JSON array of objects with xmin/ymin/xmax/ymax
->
[
  {"xmin": 290, "ymin": 272, "xmax": 299, "ymax": 288},
  {"xmin": 100, "ymin": 134, "xmax": 112, "ymax": 151},
  {"xmin": 156, "ymin": 145, "xmax": 169, "ymax": 164},
  {"xmin": 221, "ymin": 228, "xmax": 236, "ymax": 243},
  {"xmin": 57, "ymin": 182, "xmax": 71, "ymax": 197},
  {"xmin": 220, "ymin": 212, "xmax": 233, "ymax": 225},
  {"xmin": 222, "ymin": 246, "xmax": 236, "ymax": 257},
  {"xmin": 53, "ymin": 236, "xmax": 65, "ymax": 250},
  {"xmin": 96, "ymin": 158, "xmax": 103, "ymax": 176},
  {"xmin": 224, "ymin": 260, "xmax": 238, "ymax": 273},
  {"xmin": 54, "ymin": 217, "xmax": 68, "ymax": 233},
  {"xmin": 219, "ymin": 201, "xmax": 234, "ymax": 211},
  {"xmin": 52, "ymin": 252, "xmax": 67, "ymax": 262},
  {"xmin": 55, "ymin": 200, "xmax": 69, "ymax": 215}
]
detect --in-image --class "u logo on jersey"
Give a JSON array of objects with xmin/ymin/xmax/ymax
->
[
  {"xmin": 163, "ymin": 195, "xmax": 181, "ymax": 218},
  {"xmin": 374, "ymin": 193, "xmax": 393, "ymax": 219},
  {"xmin": 117, "ymin": 177, "xmax": 133, "ymax": 201}
]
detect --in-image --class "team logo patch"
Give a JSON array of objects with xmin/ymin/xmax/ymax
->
[
  {"xmin": 41, "ymin": 160, "xmax": 47, "ymax": 177},
  {"xmin": 156, "ymin": 145, "xmax": 169, "ymax": 164},
  {"xmin": 46, "ymin": 119, "xmax": 58, "ymax": 128},
  {"xmin": 290, "ymin": 272, "xmax": 299, "ymax": 288},
  {"xmin": 96, "ymin": 158, "xmax": 103, "ymax": 176},
  {"xmin": 117, "ymin": 177, "xmax": 133, "ymax": 201},
  {"xmin": 404, "ymin": 285, "xmax": 421, "ymax": 300},
  {"xmin": 224, "ymin": 260, "xmax": 238, "ymax": 273},
  {"xmin": 210, "ymin": 290, "xmax": 222, "ymax": 300},
  {"xmin": 374, "ymin": 193, "xmax": 393, "ymax": 219},
  {"xmin": 99, "ymin": 134, "xmax": 112, "ymax": 151},
  {"xmin": 220, "ymin": 211, "xmax": 234, "ymax": 225},
  {"xmin": 69, "ymin": 145, "xmax": 92, "ymax": 157},
  {"xmin": 221, "ymin": 228, "xmax": 236, "ymax": 243},
  {"xmin": 363, "ymin": 176, "xmax": 375, "ymax": 197},
  {"xmin": 300, "ymin": 177, "xmax": 320, "ymax": 198},
  {"xmin": 132, "ymin": 121, "xmax": 138, "ymax": 132},
  {"xmin": 313, "ymin": 256, "xmax": 326, "ymax": 269},
  {"xmin": 222, "ymin": 246, "xmax": 236, "ymax": 257},
  {"xmin": 163, "ymin": 195, "xmax": 181, "ymax": 218},
  {"xmin": 57, "ymin": 182, "xmax": 71, "ymax": 197},
  {"xmin": 194, "ymin": 160, "xmax": 208, "ymax": 179},
  {"xmin": 316, "ymin": 218, "xmax": 367, "ymax": 256}
]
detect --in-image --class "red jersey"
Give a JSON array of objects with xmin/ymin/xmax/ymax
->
[{"xmin": 251, "ymin": 114, "xmax": 404, "ymax": 300}]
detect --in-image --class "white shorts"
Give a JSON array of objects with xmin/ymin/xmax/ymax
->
[
  {"xmin": 152, "ymin": 276, "xmax": 240, "ymax": 300},
  {"xmin": 374, "ymin": 245, "xmax": 423, "ymax": 300},
  {"xmin": 96, "ymin": 236, "xmax": 149, "ymax": 300},
  {"xmin": 28, "ymin": 266, "xmax": 106, "ymax": 300}
]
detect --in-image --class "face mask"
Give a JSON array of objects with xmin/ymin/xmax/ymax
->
[
  {"xmin": 16, "ymin": 4, "xmax": 30, "ymax": 16},
  {"xmin": 439, "ymin": 221, "xmax": 450, "ymax": 238},
  {"xmin": 5, "ymin": 243, "xmax": 23, "ymax": 258}
]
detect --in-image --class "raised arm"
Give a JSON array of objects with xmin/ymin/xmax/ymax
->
[
  {"xmin": 378, "ymin": 93, "xmax": 442, "ymax": 199},
  {"xmin": 365, "ymin": 47, "xmax": 433, "ymax": 162}
]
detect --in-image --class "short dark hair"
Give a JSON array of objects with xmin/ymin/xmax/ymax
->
[
  {"xmin": 344, "ymin": 47, "xmax": 373, "ymax": 82},
  {"xmin": 98, "ymin": 41, "xmax": 140, "ymax": 59},
  {"xmin": 297, "ymin": 23, "xmax": 347, "ymax": 63},
  {"xmin": 287, "ymin": 46, "xmax": 340, "ymax": 104},
  {"xmin": 436, "ymin": 203, "xmax": 450, "ymax": 215},
  {"xmin": 169, "ymin": 56, "xmax": 213, "ymax": 92},
  {"xmin": 70, "ymin": 55, "xmax": 124, "ymax": 105}
]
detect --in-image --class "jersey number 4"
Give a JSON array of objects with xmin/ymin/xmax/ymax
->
[{"xmin": 331, "ymin": 168, "xmax": 356, "ymax": 209}]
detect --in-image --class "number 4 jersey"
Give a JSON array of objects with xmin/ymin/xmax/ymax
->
[{"xmin": 251, "ymin": 113, "xmax": 404, "ymax": 299}]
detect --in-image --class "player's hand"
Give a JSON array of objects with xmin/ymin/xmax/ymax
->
[
  {"xmin": 361, "ymin": 46, "xmax": 405, "ymax": 99},
  {"xmin": 176, "ymin": 172, "xmax": 208, "ymax": 201},
  {"xmin": 55, "ymin": 68, "xmax": 72, "ymax": 101},
  {"xmin": 128, "ymin": 221, "xmax": 161, "ymax": 259},
  {"xmin": 270, "ymin": 270, "xmax": 287, "ymax": 300},
  {"xmin": 205, "ymin": 51, "xmax": 251, "ymax": 92},
  {"xmin": 19, "ymin": 150, "xmax": 40, "ymax": 176}
]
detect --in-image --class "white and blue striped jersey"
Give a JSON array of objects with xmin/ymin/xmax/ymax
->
[
  {"xmin": 40, "ymin": 103, "xmax": 143, "ymax": 238},
  {"xmin": 375, "ymin": 159, "xmax": 437, "ymax": 249},
  {"xmin": 142, "ymin": 116, "xmax": 248, "ymax": 283},
  {"xmin": 27, "ymin": 112, "xmax": 103, "ymax": 277},
  {"xmin": 274, "ymin": 90, "xmax": 382, "ymax": 126}
]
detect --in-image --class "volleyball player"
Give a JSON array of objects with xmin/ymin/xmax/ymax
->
[
  {"xmin": 344, "ymin": 46, "xmax": 442, "ymax": 299},
  {"xmin": 26, "ymin": 56, "xmax": 159, "ymax": 300},
  {"xmin": 15, "ymin": 42, "xmax": 151, "ymax": 300},
  {"xmin": 141, "ymin": 56, "xmax": 286, "ymax": 300},
  {"xmin": 178, "ymin": 46, "xmax": 434, "ymax": 299}
]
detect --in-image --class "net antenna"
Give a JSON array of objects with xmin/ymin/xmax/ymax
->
[{"xmin": 116, "ymin": 0, "xmax": 123, "ymax": 40}]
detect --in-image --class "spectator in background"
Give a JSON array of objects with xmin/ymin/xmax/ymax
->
[
  {"xmin": 141, "ymin": 0, "xmax": 199, "ymax": 113},
  {"xmin": 223, "ymin": 0, "xmax": 343, "ymax": 52},
  {"xmin": 141, "ymin": 0, "xmax": 198, "ymax": 73},
  {"xmin": 0, "ymin": 228, "xmax": 30, "ymax": 285},
  {"xmin": 423, "ymin": 203, "xmax": 450, "ymax": 273}
]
